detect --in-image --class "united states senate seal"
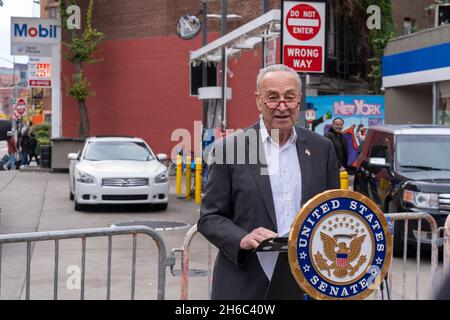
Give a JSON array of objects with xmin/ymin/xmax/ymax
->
[{"xmin": 288, "ymin": 190, "xmax": 392, "ymax": 300}]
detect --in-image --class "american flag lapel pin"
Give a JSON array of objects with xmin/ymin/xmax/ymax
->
[{"xmin": 305, "ymin": 149, "xmax": 311, "ymax": 156}]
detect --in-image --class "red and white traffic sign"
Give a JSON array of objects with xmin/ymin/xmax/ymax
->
[
  {"xmin": 286, "ymin": 3, "xmax": 321, "ymax": 41},
  {"xmin": 14, "ymin": 98, "xmax": 27, "ymax": 116},
  {"xmin": 282, "ymin": 1, "xmax": 326, "ymax": 74}
]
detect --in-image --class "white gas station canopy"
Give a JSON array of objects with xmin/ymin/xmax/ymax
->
[{"xmin": 189, "ymin": 9, "xmax": 281, "ymax": 64}]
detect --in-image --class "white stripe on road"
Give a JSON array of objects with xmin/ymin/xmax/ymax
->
[{"xmin": 287, "ymin": 18, "xmax": 319, "ymax": 27}]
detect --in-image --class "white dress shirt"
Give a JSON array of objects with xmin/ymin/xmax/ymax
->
[{"xmin": 257, "ymin": 117, "xmax": 302, "ymax": 280}]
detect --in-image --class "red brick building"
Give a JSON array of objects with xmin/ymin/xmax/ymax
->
[
  {"xmin": 61, "ymin": 0, "xmax": 279, "ymax": 156},
  {"xmin": 60, "ymin": 0, "xmax": 440, "ymax": 156},
  {"xmin": 391, "ymin": 0, "xmax": 436, "ymax": 36}
]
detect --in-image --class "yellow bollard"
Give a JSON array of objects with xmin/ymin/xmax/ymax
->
[
  {"xmin": 185, "ymin": 156, "xmax": 191, "ymax": 200},
  {"xmin": 195, "ymin": 157, "xmax": 202, "ymax": 204},
  {"xmin": 176, "ymin": 155, "xmax": 182, "ymax": 196},
  {"xmin": 340, "ymin": 170, "xmax": 349, "ymax": 190}
]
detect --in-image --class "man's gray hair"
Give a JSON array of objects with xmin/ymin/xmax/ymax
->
[{"xmin": 256, "ymin": 64, "xmax": 301, "ymax": 92}]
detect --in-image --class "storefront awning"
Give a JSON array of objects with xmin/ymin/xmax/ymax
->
[{"xmin": 189, "ymin": 9, "xmax": 281, "ymax": 64}]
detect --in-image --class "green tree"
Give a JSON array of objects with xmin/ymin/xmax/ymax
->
[
  {"xmin": 60, "ymin": 0, "xmax": 104, "ymax": 138},
  {"xmin": 332, "ymin": 0, "xmax": 394, "ymax": 93},
  {"xmin": 357, "ymin": 0, "xmax": 395, "ymax": 93}
]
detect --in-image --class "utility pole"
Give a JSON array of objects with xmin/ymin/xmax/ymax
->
[
  {"xmin": 220, "ymin": 0, "xmax": 227, "ymax": 131},
  {"xmin": 201, "ymin": 0, "xmax": 208, "ymax": 129},
  {"xmin": 299, "ymin": 73, "xmax": 306, "ymax": 128},
  {"xmin": 12, "ymin": 56, "xmax": 19, "ymax": 134},
  {"xmin": 262, "ymin": 0, "xmax": 269, "ymax": 68}
]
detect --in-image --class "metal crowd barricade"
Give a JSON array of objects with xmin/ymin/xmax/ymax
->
[
  {"xmin": 175, "ymin": 213, "xmax": 440, "ymax": 300},
  {"xmin": 170, "ymin": 224, "xmax": 213, "ymax": 300},
  {"xmin": 444, "ymin": 214, "xmax": 450, "ymax": 278},
  {"xmin": 0, "ymin": 226, "xmax": 175, "ymax": 300},
  {"xmin": 385, "ymin": 212, "xmax": 439, "ymax": 300}
]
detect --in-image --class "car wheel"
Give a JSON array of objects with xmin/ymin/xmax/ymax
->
[
  {"xmin": 74, "ymin": 199, "xmax": 85, "ymax": 212},
  {"xmin": 154, "ymin": 203, "xmax": 168, "ymax": 211}
]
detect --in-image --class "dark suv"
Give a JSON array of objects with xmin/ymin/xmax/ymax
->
[{"xmin": 353, "ymin": 125, "xmax": 450, "ymax": 256}]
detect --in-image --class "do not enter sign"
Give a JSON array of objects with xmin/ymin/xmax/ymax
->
[
  {"xmin": 286, "ymin": 3, "xmax": 321, "ymax": 41},
  {"xmin": 282, "ymin": 1, "xmax": 326, "ymax": 74},
  {"xmin": 14, "ymin": 98, "xmax": 27, "ymax": 116}
]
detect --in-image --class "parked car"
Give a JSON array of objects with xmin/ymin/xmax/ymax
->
[
  {"xmin": 68, "ymin": 136, "xmax": 169, "ymax": 211},
  {"xmin": 352, "ymin": 125, "xmax": 450, "ymax": 256}
]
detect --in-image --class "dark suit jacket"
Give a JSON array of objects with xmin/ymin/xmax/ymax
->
[
  {"xmin": 197, "ymin": 121, "xmax": 340, "ymax": 300},
  {"xmin": 324, "ymin": 128, "xmax": 348, "ymax": 168}
]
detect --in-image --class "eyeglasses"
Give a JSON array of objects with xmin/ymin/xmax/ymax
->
[{"xmin": 263, "ymin": 99, "xmax": 300, "ymax": 110}]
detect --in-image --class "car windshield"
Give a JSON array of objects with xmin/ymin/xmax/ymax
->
[
  {"xmin": 397, "ymin": 135, "xmax": 450, "ymax": 171},
  {"xmin": 84, "ymin": 141, "xmax": 154, "ymax": 161}
]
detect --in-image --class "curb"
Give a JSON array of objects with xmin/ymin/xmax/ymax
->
[{"xmin": 19, "ymin": 166, "xmax": 52, "ymax": 173}]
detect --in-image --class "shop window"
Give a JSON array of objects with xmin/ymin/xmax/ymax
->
[
  {"xmin": 439, "ymin": 81, "xmax": 450, "ymax": 125},
  {"xmin": 49, "ymin": 7, "xmax": 58, "ymax": 19}
]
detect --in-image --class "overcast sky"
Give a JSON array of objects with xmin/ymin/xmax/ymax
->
[{"xmin": 0, "ymin": 0, "xmax": 40, "ymax": 68}]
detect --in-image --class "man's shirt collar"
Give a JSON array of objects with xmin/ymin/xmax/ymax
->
[{"xmin": 259, "ymin": 115, "xmax": 297, "ymax": 145}]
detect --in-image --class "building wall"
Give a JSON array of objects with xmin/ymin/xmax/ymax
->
[
  {"xmin": 61, "ymin": 0, "xmax": 278, "ymax": 155},
  {"xmin": 384, "ymin": 84, "xmax": 433, "ymax": 124},
  {"xmin": 392, "ymin": 0, "xmax": 435, "ymax": 36},
  {"xmin": 62, "ymin": 33, "xmax": 264, "ymax": 155},
  {"xmin": 85, "ymin": 0, "xmax": 279, "ymax": 41},
  {"xmin": 385, "ymin": 24, "xmax": 450, "ymax": 55},
  {"xmin": 383, "ymin": 23, "xmax": 450, "ymax": 125},
  {"xmin": 61, "ymin": 0, "xmax": 387, "ymax": 155},
  {"xmin": 40, "ymin": 0, "xmax": 60, "ymax": 18},
  {"xmin": 0, "ymin": 68, "xmax": 20, "ymax": 87}
]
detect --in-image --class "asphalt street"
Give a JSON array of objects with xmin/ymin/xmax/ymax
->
[
  {"xmin": 0, "ymin": 170, "xmax": 215, "ymax": 300},
  {"xmin": 0, "ymin": 170, "xmax": 445, "ymax": 300}
]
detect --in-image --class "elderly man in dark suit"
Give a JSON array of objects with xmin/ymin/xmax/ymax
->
[{"xmin": 198, "ymin": 64, "xmax": 340, "ymax": 300}]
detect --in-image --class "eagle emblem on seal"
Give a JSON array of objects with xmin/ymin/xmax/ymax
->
[{"xmin": 314, "ymin": 232, "xmax": 367, "ymax": 279}]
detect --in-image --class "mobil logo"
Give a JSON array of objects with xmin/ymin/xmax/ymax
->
[{"xmin": 13, "ymin": 23, "xmax": 58, "ymax": 39}]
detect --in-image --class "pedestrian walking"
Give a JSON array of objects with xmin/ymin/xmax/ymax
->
[
  {"xmin": 6, "ymin": 131, "xmax": 17, "ymax": 171},
  {"xmin": 28, "ymin": 133, "xmax": 39, "ymax": 165},
  {"xmin": 19, "ymin": 131, "xmax": 31, "ymax": 167}
]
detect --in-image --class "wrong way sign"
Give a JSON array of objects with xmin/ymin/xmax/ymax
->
[{"xmin": 281, "ymin": 0, "xmax": 326, "ymax": 73}]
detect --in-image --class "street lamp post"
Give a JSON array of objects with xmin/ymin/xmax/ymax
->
[
  {"xmin": 221, "ymin": 0, "xmax": 227, "ymax": 131},
  {"xmin": 262, "ymin": 0, "xmax": 269, "ymax": 68},
  {"xmin": 201, "ymin": 1, "xmax": 208, "ymax": 130}
]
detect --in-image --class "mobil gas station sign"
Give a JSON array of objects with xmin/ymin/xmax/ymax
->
[
  {"xmin": 11, "ymin": 17, "xmax": 60, "ymax": 56},
  {"xmin": 281, "ymin": 1, "xmax": 326, "ymax": 73}
]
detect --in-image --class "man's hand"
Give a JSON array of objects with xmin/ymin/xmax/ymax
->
[{"xmin": 240, "ymin": 227, "xmax": 277, "ymax": 250}]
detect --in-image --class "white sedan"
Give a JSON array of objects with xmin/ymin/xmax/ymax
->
[{"xmin": 68, "ymin": 136, "xmax": 169, "ymax": 211}]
